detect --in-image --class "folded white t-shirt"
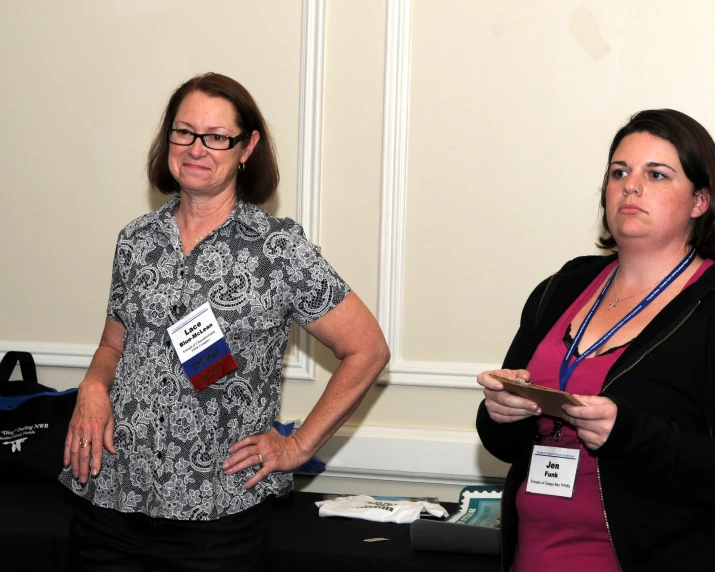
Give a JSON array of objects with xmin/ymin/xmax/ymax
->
[{"xmin": 315, "ymin": 495, "xmax": 448, "ymax": 524}]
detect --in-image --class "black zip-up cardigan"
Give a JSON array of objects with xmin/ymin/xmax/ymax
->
[{"xmin": 477, "ymin": 254, "xmax": 715, "ymax": 571}]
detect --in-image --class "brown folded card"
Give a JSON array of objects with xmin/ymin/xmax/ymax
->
[{"xmin": 489, "ymin": 374, "xmax": 585, "ymax": 419}]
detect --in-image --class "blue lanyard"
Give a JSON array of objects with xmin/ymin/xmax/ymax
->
[{"xmin": 559, "ymin": 249, "xmax": 696, "ymax": 391}]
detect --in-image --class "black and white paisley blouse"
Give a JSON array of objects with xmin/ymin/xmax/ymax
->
[{"xmin": 59, "ymin": 195, "xmax": 350, "ymax": 520}]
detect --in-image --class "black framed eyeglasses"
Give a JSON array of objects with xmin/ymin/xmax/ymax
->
[{"xmin": 167, "ymin": 129, "xmax": 251, "ymax": 150}]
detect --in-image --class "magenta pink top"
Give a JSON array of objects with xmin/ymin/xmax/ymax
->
[{"xmin": 511, "ymin": 258, "xmax": 713, "ymax": 571}]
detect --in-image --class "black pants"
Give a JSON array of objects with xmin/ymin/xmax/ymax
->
[{"xmin": 68, "ymin": 497, "xmax": 270, "ymax": 572}]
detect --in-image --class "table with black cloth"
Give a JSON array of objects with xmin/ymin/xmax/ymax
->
[
  {"xmin": 0, "ymin": 484, "xmax": 500, "ymax": 571},
  {"xmin": 270, "ymin": 491, "xmax": 500, "ymax": 571}
]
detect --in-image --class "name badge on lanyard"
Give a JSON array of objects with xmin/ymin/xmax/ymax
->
[
  {"xmin": 167, "ymin": 302, "xmax": 238, "ymax": 391},
  {"xmin": 526, "ymin": 250, "xmax": 695, "ymax": 499},
  {"xmin": 526, "ymin": 444, "xmax": 580, "ymax": 498}
]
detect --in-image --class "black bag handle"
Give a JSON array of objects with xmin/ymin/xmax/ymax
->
[{"xmin": 0, "ymin": 351, "xmax": 38, "ymax": 384}]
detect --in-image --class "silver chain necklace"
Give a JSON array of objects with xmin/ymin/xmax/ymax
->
[{"xmin": 607, "ymin": 274, "xmax": 661, "ymax": 310}]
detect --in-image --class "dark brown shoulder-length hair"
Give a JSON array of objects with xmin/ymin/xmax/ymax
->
[
  {"xmin": 147, "ymin": 72, "xmax": 279, "ymax": 204},
  {"xmin": 597, "ymin": 109, "xmax": 715, "ymax": 259}
]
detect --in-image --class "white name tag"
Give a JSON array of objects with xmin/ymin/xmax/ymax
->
[
  {"xmin": 167, "ymin": 302, "xmax": 222, "ymax": 362},
  {"xmin": 166, "ymin": 302, "xmax": 238, "ymax": 391},
  {"xmin": 525, "ymin": 444, "xmax": 580, "ymax": 498}
]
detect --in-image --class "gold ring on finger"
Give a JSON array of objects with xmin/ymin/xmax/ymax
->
[{"xmin": 79, "ymin": 438, "xmax": 90, "ymax": 448}]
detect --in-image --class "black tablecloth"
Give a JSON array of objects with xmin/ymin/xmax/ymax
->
[
  {"xmin": 270, "ymin": 492, "xmax": 500, "ymax": 571},
  {"xmin": 0, "ymin": 484, "xmax": 501, "ymax": 571}
]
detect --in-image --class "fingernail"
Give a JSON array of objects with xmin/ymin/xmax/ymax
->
[{"xmin": 222, "ymin": 461, "xmax": 229, "ymax": 469}]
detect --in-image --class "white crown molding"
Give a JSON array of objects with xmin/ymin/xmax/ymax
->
[
  {"xmin": 281, "ymin": 347, "xmax": 315, "ymax": 381},
  {"xmin": 0, "ymin": 341, "xmax": 96, "ymax": 369},
  {"xmin": 312, "ymin": 423, "xmax": 509, "ymax": 483},
  {"xmin": 379, "ymin": 359, "xmax": 501, "ymax": 389},
  {"xmin": 289, "ymin": 0, "xmax": 327, "ymax": 382},
  {"xmin": 297, "ymin": 0, "xmax": 325, "ymax": 246},
  {"xmin": 0, "ymin": 340, "xmax": 499, "ymax": 388},
  {"xmin": 378, "ymin": 0, "xmax": 412, "ymax": 364},
  {"xmin": 1, "ymin": 3, "xmax": 326, "ymax": 384},
  {"xmin": 377, "ymin": 1, "xmax": 495, "ymax": 389},
  {"xmin": 0, "ymin": 340, "xmax": 312, "ymax": 383}
]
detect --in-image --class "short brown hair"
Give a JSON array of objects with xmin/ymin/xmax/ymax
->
[
  {"xmin": 147, "ymin": 73, "xmax": 279, "ymax": 204},
  {"xmin": 597, "ymin": 109, "xmax": 715, "ymax": 259}
]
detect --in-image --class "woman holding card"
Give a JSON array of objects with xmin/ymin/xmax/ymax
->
[
  {"xmin": 477, "ymin": 109, "xmax": 715, "ymax": 571},
  {"xmin": 60, "ymin": 73, "xmax": 390, "ymax": 571}
]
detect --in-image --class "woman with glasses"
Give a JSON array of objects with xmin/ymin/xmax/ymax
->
[
  {"xmin": 61, "ymin": 72, "xmax": 390, "ymax": 571},
  {"xmin": 477, "ymin": 109, "xmax": 715, "ymax": 571}
]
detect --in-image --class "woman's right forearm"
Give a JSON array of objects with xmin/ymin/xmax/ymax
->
[
  {"xmin": 81, "ymin": 344, "xmax": 121, "ymax": 392},
  {"xmin": 81, "ymin": 316, "xmax": 126, "ymax": 392},
  {"xmin": 66, "ymin": 316, "xmax": 125, "ymax": 479}
]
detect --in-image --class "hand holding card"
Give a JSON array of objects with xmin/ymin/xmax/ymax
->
[{"xmin": 489, "ymin": 374, "xmax": 585, "ymax": 419}]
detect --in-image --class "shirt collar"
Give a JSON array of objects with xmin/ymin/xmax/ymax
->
[{"xmin": 129, "ymin": 194, "xmax": 271, "ymax": 239}]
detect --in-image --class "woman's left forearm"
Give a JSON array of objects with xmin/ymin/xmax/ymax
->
[
  {"xmin": 291, "ymin": 349, "xmax": 389, "ymax": 459},
  {"xmin": 292, "ymin": 292, "xmax": 390, "ymax": 459}
]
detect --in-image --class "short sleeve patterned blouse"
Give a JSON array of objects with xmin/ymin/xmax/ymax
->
[{"xmin": 59, "ymin": 196, "xmax": 351, "ymax": 521}]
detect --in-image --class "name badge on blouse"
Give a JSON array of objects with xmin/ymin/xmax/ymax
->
[
  {"xmin": 525, "ymin": 444, "xmax": 580, "ymax": 498},
  {"xmin": 167, "ymin": 302, "xmax": 238, "ymax": 391}
]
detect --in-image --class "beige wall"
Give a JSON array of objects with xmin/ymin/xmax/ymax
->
[{"xmin": 3, "ymin": 0, "xmax": 715, "ymax": 499}]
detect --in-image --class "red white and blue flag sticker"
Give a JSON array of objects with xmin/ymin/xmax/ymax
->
[{"xmin": 167, "ymin": 302, "xmax": 238, "ymax": 391}]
